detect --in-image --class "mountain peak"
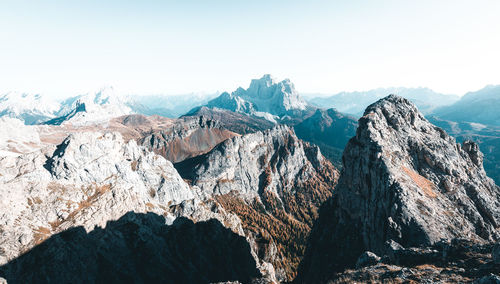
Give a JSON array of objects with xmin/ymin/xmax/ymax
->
[
  {"xmin": 198, "ymin": 75, "xmax": 308, "ymax": 119},
  {"xmin": 299, "ymin": 95, "xmax": 500, "ymax": 282}
]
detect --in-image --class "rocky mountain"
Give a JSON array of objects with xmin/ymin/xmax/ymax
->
[
  {"xmin": 294, "ymin": 108, "xmax": 358, "ymax": 168},
  {"xmin": 140, "ymin": 116, "xmax": 237, "ymax": 163},
  {"xmin": 309, "ymin": 87, "xmax": 459, "ymax": 117},
  {"xmin": 175, "ymin": 125, "xmax": 338, "ymax": 281},
  {"xmin": 428, "ymin": 116, "xmax": 500, "ymax": 186},
  {"xmin": 0, "ymin": 92, "xmax": 60, "ymax": 124},
  {"xmin": 311, "ymin": 239, "xmax": 500, "ymax": 283},
  {"xmin": 433, "ymin": 85, "xmax": 500, "ymax": 126},
  {"xmin": 189, "ymin": 75, "xmax": 310, "ymax": 122},
  {"xmin": 297, "ymin": 95, "xmax": 500, "ymax": 283}
]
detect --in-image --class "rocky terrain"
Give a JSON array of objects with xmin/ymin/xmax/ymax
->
[
  {"xmin": 323, "ymin": 239, "xmax": 500, "ymax": 283},
  {"xmin": 429, "ymin": 116, "xmax": 500, "ymax": 186},
  {"xmin": 297, "ymin": 95, "xmax": 500, "ymax": 283},
  {"xmin": 0, "ymin": 129, "xmax": 268, "ymax": 283},
  {"xmin": 175, "ymin": 125, "xmax": 339, "ymax": 281}
]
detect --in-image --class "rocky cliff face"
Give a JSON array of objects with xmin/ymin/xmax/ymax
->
[
  {"xmin": 298, "ymin": 95, "xmax": 500, "ymax": 283},
  {"xmin": 0, "ymin": 132, "xmax": 244, "ymax": 270},
  {"xmin": 176, "ymin": 125, "xmax": 339, "ymax": 281},
  {"xmin": 140, "ymin": 116, "xmax": 237, "ymax": 163}
]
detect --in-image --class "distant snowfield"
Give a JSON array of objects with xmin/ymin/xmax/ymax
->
[{"xmin": 0, "ymin": 117, "xmax": 43, "ymax": 156}]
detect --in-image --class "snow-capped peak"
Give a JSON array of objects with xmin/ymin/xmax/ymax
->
[
  {"xmin": 47, "ymin": 87, "xmax": 134, "ymax": 126},
  {"xmin": 0, "ymin": 92, "xmax": 60, "ymax": 124}
]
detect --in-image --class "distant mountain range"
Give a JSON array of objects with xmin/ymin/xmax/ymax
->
[
  {"xmin": 0, "ymin": 89, "xmax": 217, "ymax": 126},
  {"xmin": 0, "ymin": 92, "xmax": 61, "ymax": 124},
  {"xmin": 308, "ymin": 87, "xmax": 459, "ymax": 116},
  {"xmin": 433, "ymin": 85, "xmax": 500, "ymax": 126}
]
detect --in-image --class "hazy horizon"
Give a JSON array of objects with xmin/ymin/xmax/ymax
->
[{"xmin": 1, "ymin": 0, "xmax": 500, "ymax": 98}]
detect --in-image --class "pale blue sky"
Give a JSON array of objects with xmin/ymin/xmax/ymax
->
[{"xmin": 1, "ymin": 0, "xmax": 499, "ymax": 98}]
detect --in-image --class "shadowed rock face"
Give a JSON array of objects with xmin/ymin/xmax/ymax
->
[
  {"xmin": 0, "ymin": 212, "xmax": 261, "ymax": 284},
  {"xmin": 297, "ymin": 95, "xmax": 500, "ymax": 283},
  {"xmin": 176, "ymin": 125, "xmax": 339, "ymax": 281}
]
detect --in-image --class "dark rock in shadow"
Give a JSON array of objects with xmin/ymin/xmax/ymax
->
[{"xmin": 0, "ymin": 212, "xmax": 260, "ymax": 284}]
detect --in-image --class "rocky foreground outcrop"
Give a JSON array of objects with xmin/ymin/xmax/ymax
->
[
  {"xmin": 176, "ymin": 125, "xmax": 339, "ymax": 281},
  {"xmin": 0, "ymin": 132, "xmax": 246, "ymax": 282},
  {"xmin": 0, "ymin": 123, "xmax": 338, "ymax": 283},
  {"xmin": 297, "ymin": 95, "xmax": 500, "ymax": 283}
]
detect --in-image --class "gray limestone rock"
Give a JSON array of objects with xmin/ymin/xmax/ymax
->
[{"xmin": 298, "ymin": 95, "xmax": 500, "ymax": 283}]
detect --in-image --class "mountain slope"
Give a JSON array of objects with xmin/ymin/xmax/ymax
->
[
  {"xmin": 294, "ymin": 108, "xmax": 357, "ymax": 168},
  {"xmin": 433, "ymin": 85, "xmax": 500, "ymax": 126},
  {"xmin": 298, "ymin": 95, "xmax": 500, "ymax": 283}
]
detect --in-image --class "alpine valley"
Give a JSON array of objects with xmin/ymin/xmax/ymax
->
[{"xmin": 0, "ymin": 75, "xmax": 499, "ymax": 283}]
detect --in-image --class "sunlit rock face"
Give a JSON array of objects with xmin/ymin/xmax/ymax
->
[
  {"xmin": 176, "ymin": 125, "xmax": 339, "ymax": 281},
  {"xmin": 298, "ymin": 95, "xmax": 500, "ymax": 283}
]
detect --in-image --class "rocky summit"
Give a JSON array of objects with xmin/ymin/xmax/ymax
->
[{"xmin": 297, "ymin": 95, "xmax": 500, "ymax": 283}]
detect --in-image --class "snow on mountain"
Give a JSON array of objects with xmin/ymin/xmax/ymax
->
[
  {"xmin": 0, "ymin": 117, "xmax": 43, "ymax": 157},
  {"xmin": 0, "ymin": 92, "xmax": 60, "ymax": 124},
  {"xmin": 194, "ymin": 74, "xmax": 308, "ymax": 121},
  {"xmin": 45, "ymin": 87, "xmax": 135, "ymax": 126}
]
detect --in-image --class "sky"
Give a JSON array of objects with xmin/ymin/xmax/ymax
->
[{"xmin": 0, "ymin": 0, "xmax": 499, "ymax": 98}]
